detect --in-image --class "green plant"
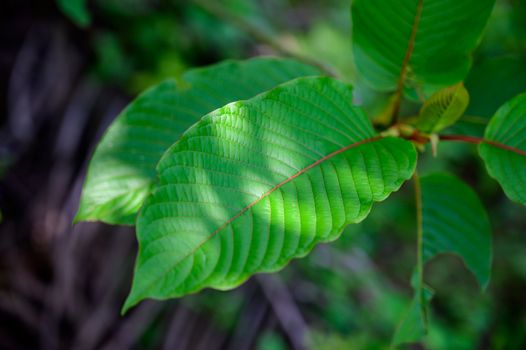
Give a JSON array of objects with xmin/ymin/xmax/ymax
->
[{"xmin": 76, "ymin": 0, "xmax": 526, "ymax": 346}]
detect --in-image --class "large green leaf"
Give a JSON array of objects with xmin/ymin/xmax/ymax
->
[
  {"xmin": 123, "ymin": 77, "xmax": 417, "ymax": 312},
  {"xmin": 75, "ymin": 58, "xmax": 322, "ymax": 225},
  {"xmin": 393, "ymin": 173, "xmax": 492, "ymax": 345},
  {"xmin": 421, "ymin": 173, "xmax": 492, "ymax": 287},
  {"xmin": 452, "ymin": 55, "xmax": 526, "ymax": 136},
  {"xmin": 351, "ymin": 0, "xmax": 495, "ymax": 94},
  {"xmin": 393, "ymin": 173, "xmax": 491, "ymax": 347},
  {"xmin": 479, "ymin": 93, "xmax": 526, "ymax": 205}
]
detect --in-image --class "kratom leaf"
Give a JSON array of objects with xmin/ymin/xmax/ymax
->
[
  {"xmin": 421, "ymin": 173, "xmax": 492, "ymax": 287},
  {"xmin": 123, "ymin": 77, "xmax": 418, "ymax": 312},
  {"xmin": 351, "ymin": 0, "xmax": 495, "ymax": 95},
  {"xmin": 453, "ymin": 55, "xmax": 526, "ymax": 136},
  {"xmin": 57, "ymin": 0, "xmax": 91, "ymax": 28},
  {"xmin": 479, "ymin": 93, "xmax": 526, "ymax": 205},
  {"xmin": 415, "ymin": 83, "xmax": 469, "ymax": 133},
  {"xmin": 75, "ymin": 58, "xmax": 321, "ymax": 225},
  {"xmin": 393, "ymin": 173, "xmax": 491, "ymax": 347}
]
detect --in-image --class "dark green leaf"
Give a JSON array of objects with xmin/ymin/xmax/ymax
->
[
  {"xmin": 75, "ymin": 58, "xmax": 322, "ymax": 225},
  {"xmin": 422, "ymin": 173, "xmax": 492, "ymax": 287},
  {"xmin": 394, "ymin": 173, "xmax": 491, "ymax": 347},
  {"xmin": 123, "ymin": 77, "xmax": 417, "ymax": 312},
  {"xmin": 351, "ymin": 0, "xmax": 495, "ymax": 95},
  {"xmin": 479, "ymin": 93, "xmax": 526, "ymax": 205},
  {"xmin": 453, "ymin": 55, "xmax": 526, "ymax": 136}
]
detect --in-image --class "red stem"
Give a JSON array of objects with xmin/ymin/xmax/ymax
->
[{"xmin": 439, "ymin": 134, "xmax": 526, "ymax": 156}]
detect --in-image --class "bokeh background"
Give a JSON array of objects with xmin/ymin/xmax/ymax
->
[{"xmin": 0, "ymin": 0, "xmax": 525, "ymax": 349}]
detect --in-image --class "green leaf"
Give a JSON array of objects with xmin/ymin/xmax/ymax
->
[
  {"xmin": 75, "ymin": 58, "xmax": 322, "ymax": 225},
  {"xmin": 393, "ymin": 173, "xmax": 491, "ymax": 347},
  {"xmin": 415, "ymin": 83, "xmax": 469, "ymax": 133},
  {"xmin": 421, "ymin": 173, "xmax": 492, "ymax": 288},
  {"xmin": 57, "ymin": 0, "xmax": 91, "ymax": 28},
  {"xmin": 453, "ymin": 55, "xmax": 526, "ymax": 136},
  {"xmin": 479, "ymin": 93, "xmax": 526, "ymax": 205},
  {"xmin": 351, "ymin": 0, "xmax": 495, "ymax": 94},
  {"xmin": 123, "ymin": 77, "xmax": 418, "ymax": 312}
]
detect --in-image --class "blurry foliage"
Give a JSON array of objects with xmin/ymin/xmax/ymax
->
[
  {"xmin": 87, "ymin": 0, "xmax": 276, "ymax": 93},
  {"xmin": 477, "ymin": 0, "xmax": 526, "ymax": 56},
  {"xmin": 53, "ymin": 0, "xmax": 526, "ymax": 348},
  {"xmin": 57, "ymin": 0, "xmax": 91, "ymax": 27}
]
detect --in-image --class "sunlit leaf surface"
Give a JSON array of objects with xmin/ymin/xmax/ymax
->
[
  {"xmin": 76, "ymin": 58, "xmax": 322, "ymax": 225},
  {"xmin": 123, "ymin": 77, "xmax": 417, "ymax": 312}
]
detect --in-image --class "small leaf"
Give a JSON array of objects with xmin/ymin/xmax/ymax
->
[
  {"xmin": 57, "ymin": 0, "xmax": 91, "ymax": 28},
  {"xmin": 123, "ymin": 77, "xmax": 417, "ymax": 313},
  {"xmin": 415, "ymin": 83, "xmax": 469, "ymax": 133},
  {"xmin": 75, "ymin": 58, "xmax": 321, "ymax": 225},
  {"xmin": 479, "ymin": 93, "xmax": 526, "ymax": 205},
  {"xmin": 351, "ymin": 0, "xmax": 495, "ymax": 95}
]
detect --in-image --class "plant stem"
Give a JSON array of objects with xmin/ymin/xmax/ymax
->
[
  {"xmin": 193, "ymin": 0, "xmax": 337, "ymax": 77},
  {"xmin": 439, "ymin": 134, "xmax": 526, "ymax": 156},
  {"xmin": 413, "ymin": 172, "xmax": 424, "ymax": 292},
  {"xmin": 438, "ymin": 134, "xmax": 483, "ymax": 144}
]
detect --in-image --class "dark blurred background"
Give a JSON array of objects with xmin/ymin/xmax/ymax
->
[{"xmin": 0, "ymin": 0, "xmax": 525, "ymax": 349}]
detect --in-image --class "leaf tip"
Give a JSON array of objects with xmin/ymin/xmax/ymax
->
[
  {"xmin": 72, "ymin": 210, "xmax": 86, "ymax": 225},
  {"xmin": 121, "ymin": 294, "xmax": 139, "ymax": 316}
]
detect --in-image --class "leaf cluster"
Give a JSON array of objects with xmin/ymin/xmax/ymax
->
[{"xmin": 75, "ymin": 0, "xmax": 526, "ymax": 346}]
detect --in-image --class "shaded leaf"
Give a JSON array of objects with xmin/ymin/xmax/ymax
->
[
  {"xmin": 351, "ymin": 0, "xmax": 495, "ymax": 95},
  {"xmin": 76, "ymin": 58, "xmax": 322, "ymax": 225},
  {"xmin": 479, "ymin": 93, "xmax": 526, "ymax": 205},
  {"xmin": 453, "ymin": 55, "xmax": 526, "ymax": 136},
  {"xmin": 393, "ymin": 173, "xmax": 491, "ymax": 347},
  {"xmin": 123, "ymin": 77, "xmax": 417, "ymax": 312},
  {"xmin": 422, "ymin": 173, "xmax": 492, "ymax": 288},
  {"xmin": 416, "ymin": 83, "xmax": 469, "ymax": 133},
  {"xmin": 57, "ymin": 0, "xmax": 91, "ymax": 27}
]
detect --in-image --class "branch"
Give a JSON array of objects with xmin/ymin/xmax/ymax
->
[{"xmin": 193, "ymin": 0, "xmax": 337, "ymax": 77}]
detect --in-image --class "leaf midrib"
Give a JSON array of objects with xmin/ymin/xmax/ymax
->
[
  {"xmin": 396, "ymin": 0, "xmax": 424, "ymax": 93},
  {"xmin": 483, "ymin": 140, "xmax": 526, "ymax": 156},
  {"xmin": 130, "ymin": 135, "xmax": 383, "ymax": 307}
]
